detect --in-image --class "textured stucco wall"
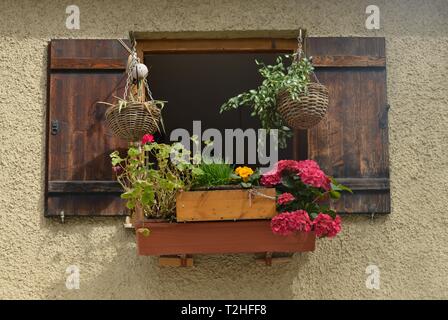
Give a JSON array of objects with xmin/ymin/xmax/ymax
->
[{"xmin": 0, "ymin": 0, "xmax": 447, "ymax": 299}]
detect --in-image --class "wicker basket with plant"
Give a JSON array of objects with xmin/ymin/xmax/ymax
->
[
  {"xmin": 221, "ymin": 31, "xmax": 329, "ymax": 148},
  {"xmin": 102, "ymin": 39, "xmax": 165, "ymax": 142}
]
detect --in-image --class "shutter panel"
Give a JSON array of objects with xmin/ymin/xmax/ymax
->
[
  {"xmin": 305, "ymin": 37, "xmax": 390, "ymax": 213},
  {"xmin": 46, "ymin": 40, "xmax": 129, "ymax": 216}
]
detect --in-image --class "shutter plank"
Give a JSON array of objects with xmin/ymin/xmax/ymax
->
[
  {"xmin": 48, "ymin": 181, "xmax": 122, "ymax": 193},
  {"xmin": 306, "ymin": 37, "xmax": 390, "ymax": 214},
  {"xmin": 312, "ymin": 55, "xmax": 386, "ymax": 67}
]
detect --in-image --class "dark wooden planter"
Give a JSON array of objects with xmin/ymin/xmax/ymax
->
[{"xmin": 135, "ymin": 220, "xmax": 315, "ymax": 256}]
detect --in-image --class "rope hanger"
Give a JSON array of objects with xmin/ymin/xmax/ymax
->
[{"xmin": 117, "ymin": 36, "xmax": 155, "ymax": 102}]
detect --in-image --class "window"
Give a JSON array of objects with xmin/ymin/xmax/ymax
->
[
  {"xmin": 139, "ymin": 39, "xmax": 299, "ymax": 165},
  {"xmin": 46, "ymin": 37, "xmax": 389, "ymax": 216}
]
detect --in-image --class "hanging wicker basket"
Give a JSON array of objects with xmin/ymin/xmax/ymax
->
[
  {"xmin": 105, "ymin": 102, "xmax": 161, "ymax": 142},
  {"xmin": 277, "ymin": 82, "xmax": 329, "ymax": 130}
]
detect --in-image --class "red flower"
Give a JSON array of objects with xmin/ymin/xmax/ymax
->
[
  {"xmin": 277, "ymin": 192, "xmax": 295, "ymax": 205},
  {"xmin": 271, "ymin": 210, "xmax": 312, "ymax": 236},
  {"xmin": 313, "ymin": 213, "xmax": 342, "ymax": 238},
  {"xmin": 299, "ymin": 166, "xmax": 331, "ymax": 190},
  {"xmin": 141, "ymin": 134, "xmax": 155, "ymax": 145}
]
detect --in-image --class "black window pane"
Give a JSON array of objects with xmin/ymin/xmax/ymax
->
[{"xmin": 144, "ymin": 52, "xmax": 293, "ymax": 165}]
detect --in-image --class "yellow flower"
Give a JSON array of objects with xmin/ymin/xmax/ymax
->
[{"xmin": 235, "ymin": 166, "xmax": 254, "ymax": 182}]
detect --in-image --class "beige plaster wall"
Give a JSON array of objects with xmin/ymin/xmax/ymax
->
[{"xmin": 0, "ymin": 0, "xmax": 447, "ymax": 299}]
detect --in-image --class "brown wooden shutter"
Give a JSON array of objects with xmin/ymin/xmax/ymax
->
[
  {"xmin": 304, "ymin": 37, "xmax": 390, "ymax": 213},
  {"xmin": 46, "ymin": 40, "xmax": 129, "ymax": 216}
]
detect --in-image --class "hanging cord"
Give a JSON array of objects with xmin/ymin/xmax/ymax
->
[
  {"xmin": 293, "ymin": 30, "xmax": 303, "ymax": 63},
  {"xmin": 117, "ymin": 38, "xmax": 155, "ymax": 103},
  {"xmin": 293, "ymin": 30, "xmax": 321, "ymax": 84},
  {"xmin": 248, "ymin": 189, "xmax": 276, "ymax": 208}
]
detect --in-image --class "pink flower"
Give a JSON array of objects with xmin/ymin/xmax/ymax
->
[
  {"xmin": 261, "ymin": 159, "xmax": 330, "ymax": 190},
  {"xmin": 141, "ymin": 134, "xmax": 155, "ymax": 145},
  {"xmin": 277, "ymin": 160, "xmax": 301, "ymax": 174},
  {"xmin": 261, "ymin": 160, "xmax": 301, "ymax": 186},
  {"xmin": 313, "ymin": 213, "xmax": 342, "ymax": 238},
  {"xmin": 297, "ymin": 160, "xmax": 320, "ymax": 171},
  {"xmin": 271, "ymin": 210, "xmax": 312, "ymax": 236},
  {"xmin": 112, "ymin": 165, "xmax": 122, "ymax": 174},
  {"xmin": 277, "ymin": 192, "xmax": 295, "ymax": 205},
  {"xmin": 299, "ymin": 166, "xmax": 331, "ymax": 190},
  {"xmin": 260, "ymin": 167, "xmax": 281, "ymax": 186}
]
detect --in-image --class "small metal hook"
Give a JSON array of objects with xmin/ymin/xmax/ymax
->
[{"xmin": 297, "ymin": 29, "xmax": 303, "ymax": 43}]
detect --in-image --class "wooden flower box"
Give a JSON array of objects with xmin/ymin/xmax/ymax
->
[
  {"xmin": 135, "ymin": 220, "xmax": 316, "ymax": 256},
  {"xmin": 176, "ymin": 187, "xmax": 276, "ymax": 222}
]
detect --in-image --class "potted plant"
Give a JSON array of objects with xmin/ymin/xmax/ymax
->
[
  {"xmin": 102, "ymin": 49, "xmax": 166, "ymax": 142},
  {"xmin": 110, "ymin": 134, "xmax": 197, "ymax": 221},
  {"xmin": 220, "ymin": 41, "xmax": 329, "ymax": 149},
  {"xmin": 177, "ymin": 162, "xmax": 277, "ymax": 222},
  {"xmin": 260, "ymin": 159, "xmax": 352, "ymax": 238},
  {"xmin": 110, "ymin": 136, "xmax": 319, "ymax": 256},
  {"xmin": 111, "ymin": 136, "xmax": 277, "ymax": 224}
]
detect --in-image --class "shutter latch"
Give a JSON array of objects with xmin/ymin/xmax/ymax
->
[
  {"xmin": 379, "ymin": 104, "xmax": 390, "ymax": 129},
  {"xmin": 51, "ymin": 120, "xmax": 59, "ymax": 135}
]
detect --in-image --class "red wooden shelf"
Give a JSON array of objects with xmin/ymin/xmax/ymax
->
[{"xmin": 135, "ymin": 220, "xmax": 315, "ymax": 256}]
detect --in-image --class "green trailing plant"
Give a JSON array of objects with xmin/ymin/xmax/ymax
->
[{"xmin": 220, "ymin": 54, "xmax": 314, "ymax": 148}]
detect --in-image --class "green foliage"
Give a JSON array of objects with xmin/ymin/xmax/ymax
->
[
  {"xmin": 192, "ymin": 161, "xmax": 234, "ymax": 188},
  {"xmin": 111, "ymin": 141, "xmax": 199, "ymax": 220},
  {"xmin": 275, "ymin": 170, "xmax": 352, "ymax": 219},
  {"xmin": 220, "ymin": 54, "xmax": 314, "ymax": 148}
]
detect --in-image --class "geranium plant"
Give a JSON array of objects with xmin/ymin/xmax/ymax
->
[
  {"xmin": 261, "ymin": 160, "xmax": 352, "ymax": 238},
  {"xmin": 111, "ymin": 134, "xmax": 201, "ymax": 220}
]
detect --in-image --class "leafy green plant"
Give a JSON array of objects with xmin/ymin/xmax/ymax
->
[
  {"xmin": 110, "ymin": 137, "xmax": 201, "ymax": 220},
  {"xmin": 192, "ymin": 161, "xmax": 234, "ymax": 188},
  {"xmin": 220, "ymin": 54, "xmax": 314, "ymax": 148}
]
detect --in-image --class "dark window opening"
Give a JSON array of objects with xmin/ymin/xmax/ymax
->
[{"xmin": 144, "ymin": 52, "xmax": 293, "ymax": 167}]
